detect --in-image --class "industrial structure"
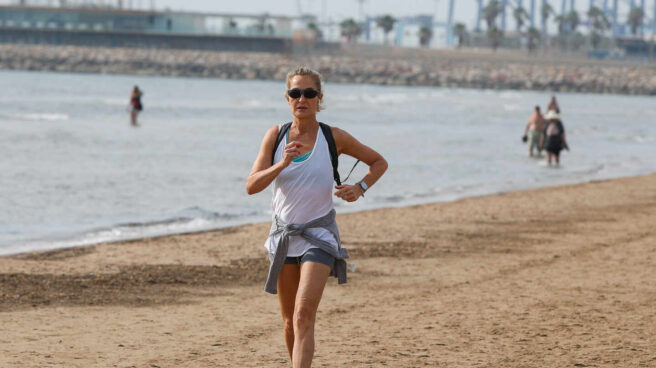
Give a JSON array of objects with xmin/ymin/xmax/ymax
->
[
  {"xmin": 473, "ymin": 0, "xmax": 656, "ymax": 37},
  {"xmin": 359, "ymin": 0, "xmax": 654, "ymax": 48}
]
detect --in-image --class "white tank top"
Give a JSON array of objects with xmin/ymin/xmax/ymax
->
[{"xmin": 264, "ymin": 124, "xmax": 338, "ymax": 256}]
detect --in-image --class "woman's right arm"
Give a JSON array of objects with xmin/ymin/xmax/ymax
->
[{"xmin": 246, "ymin": 126, "xmax": 302, "ymax": 195}]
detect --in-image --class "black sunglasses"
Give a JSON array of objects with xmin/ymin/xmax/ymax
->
[{"xmin": 287, "ymin": 88, "xmax": 320, "ymax": 99}]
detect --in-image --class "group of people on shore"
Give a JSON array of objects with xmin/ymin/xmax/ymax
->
[{"xmin": 523, "ymin": 95, "xmax": 569, "ymax": 165}]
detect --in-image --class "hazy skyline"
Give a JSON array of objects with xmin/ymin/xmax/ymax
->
[
  {"xmin": 156, "ymin": 0, "xmax": 479, "ymax": 27},
  {"xmin": 2, "ymin": 0, "xmax": 651, "ymax": 31},
  {"xmin": 153, "ymin": 0, "xmax": 649, "ymax": 29}
]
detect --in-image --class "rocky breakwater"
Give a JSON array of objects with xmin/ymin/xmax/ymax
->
[{"xmin": 1, "ymin": 44, "xmax": 655, "ymax": 95}]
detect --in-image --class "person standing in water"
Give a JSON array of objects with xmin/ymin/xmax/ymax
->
[
  {"xmin": 129, "ymin": 86, "xmax": 143, "ymax": 126},
  {"xmin": 523, "ymin": 106, "xmax": 546, "ymax": 157},
  {"xmin": 246, "ymin": 67, "xmax": 387, "ymax": 368},
  {"xmin": 540, "ymin": 110, "xmax": 569, "ymax": 166},
  {"xmin": 547, "ymin": 95, "xmax": 560, "ymax": 113}
]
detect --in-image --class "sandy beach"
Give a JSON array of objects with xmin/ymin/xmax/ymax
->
[{"xmin": 1, "ymin": 173, "xmax": 655, "ymax": 367}]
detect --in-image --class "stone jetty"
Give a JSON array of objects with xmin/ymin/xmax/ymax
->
[{"xmin": 1, "ymin": 44, "xmax": 655, "ymax": 95}]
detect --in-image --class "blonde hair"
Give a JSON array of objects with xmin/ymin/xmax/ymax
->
[{"xmin": 286, "ymin": 66, "xmax": 325, "ymax": 111}]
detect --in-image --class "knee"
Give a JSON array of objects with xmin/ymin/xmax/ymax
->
[
  {"xmin": 283, "ymin": 317, "xmax": 294, "ymax": 334},
  {"xmin": 293, "ymin": 302, "xmax": 317, "ymax": 332}
]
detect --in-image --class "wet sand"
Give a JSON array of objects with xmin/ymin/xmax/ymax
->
[{"xmin": 1, "ymin": 173, "xmax": 655, "ymax": 367}]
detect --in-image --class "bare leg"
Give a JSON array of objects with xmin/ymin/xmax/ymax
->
[
  {"xmin": 277, "ymin": 264, "xmax": 300, "ymax": 358},
  {"xmin": 555, "ymin": 153, "xmax": 560, "ymax": 165},
  {"xmin": 547, "ymin": 152, "xmax": 553, "ymax": 166},
  {"xmin": 130, "ymin": 110, "xmax": 138, "ymax": 126},
  {"xmin": 292, "ymin": 262, "xmax": 330, "ymax": 368}
]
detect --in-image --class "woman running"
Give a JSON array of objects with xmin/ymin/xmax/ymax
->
[{"xmin": 246, "ymin": 67, "xmax": 388, "ymax": 368}]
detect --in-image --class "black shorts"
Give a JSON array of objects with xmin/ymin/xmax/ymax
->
[{"xmin": 545, "ymin": 136, "xmax": 563, "ymax": 155}]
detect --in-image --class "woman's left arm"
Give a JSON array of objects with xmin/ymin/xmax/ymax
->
[{"xmin": 332, "ymin": 127, "xmax": 388, "ymax": 203}]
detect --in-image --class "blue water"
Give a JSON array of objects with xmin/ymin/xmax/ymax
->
[{"xmin": 1, "ymin": 70, "xmax": 655, "ymax": 255}]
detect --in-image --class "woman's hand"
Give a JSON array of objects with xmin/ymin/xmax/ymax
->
[
  {"xmin": 281, "ymin": 141, "xmax": 304, "ymax": 167},
  {"xmin": 247, "ymin": 126, "xmax": 302, "ymax": 195},
  {"xmin": 334, "ymin": 184, "xmax": 364, "ymax": 202}
]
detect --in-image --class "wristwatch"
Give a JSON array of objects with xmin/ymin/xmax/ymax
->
[{"xmin": 356, "ymin": 181, "xmax": 368, "ymax": 197}]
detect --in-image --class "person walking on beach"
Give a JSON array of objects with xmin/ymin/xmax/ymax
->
[
  {"xmin": 523, "ymin": 106, "xmax": 546, "ymax": 157},
  {"xmin": 246, "ymin": 67, "xmax": 388, "ymax": 368},
  {"xmin": 540, "ymin": 110, "xmax": 569, "ymax": 166},
  {"xmin": 129, "ymin": 86, "xmax": 143, "ymax": 126}
]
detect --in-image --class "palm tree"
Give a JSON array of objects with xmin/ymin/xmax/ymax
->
[
  {"xmin": 627, "ymin": 7, "xmax": 645, "ymax": 36},
  {"xmin": 587, "ymin": 6, "xmax": 610, "ymax": 49},
  {"xmin": 376, "ymin": 15, "xmax": 396, "ymax": 45},
  {"xmin": 587, "ymin": 6, "xmax": 610, "ymax": 31},
  {"xmin": 340, "ymin": 18, "xmax": 363, "ymax": 43},
  {"xmin": 453, "ymin": 23, "xmax": 467, "ymax": 47},
  {"xmin": 553, "ymin": 14, "xmax": 568, "ymax": 49},
  {"xmin": 513, "ymin": 6, "xmax": 529, "ymax": 32},
  {"xmin": 554, "ymin": 14, "xmax": 567, "ymax": 34},
  {"xmin": 527, "ymin": 27, "xmax": 541, "ymax": 52},
  {"xmin": 567, "ymin": 10, "xmax": 580, "ymax": 33},
  {"xmin": 487, "ymin": 26, "xmax": 504, "ymax": 50},
  {"xmin": 570, "ymin": 31, "xmax": 586, "ymax": 51},
  {"xmin": 483, "ymin": 0, "xmax": 503, "ymax": 29},
  {"xmin": 419, "ymin": 26, "xmax": 433, "ymax": 47},
  {"xmin": 589, "ymin": 30, "xmax": 603, "ymax": 49},
  {"xmin": 307, "ymin": 22, "xmax": 323, "ymax": 41},
  {"xmin": 541, "ymin": 2, "xmax": 554, "ymax": 35}
]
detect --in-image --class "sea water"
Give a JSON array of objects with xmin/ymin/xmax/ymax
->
[{"xmin": 1, "ymin": 70, "xmax": 655, "ymax": 255}]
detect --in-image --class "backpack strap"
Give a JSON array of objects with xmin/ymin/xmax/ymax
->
[
  {"xmin": 271, "ymin": 122, "xmax": 292, "ymax": 166},
  {"xmin": 319, "ymin": 122, "xmax": 341, "ymax": 186}
]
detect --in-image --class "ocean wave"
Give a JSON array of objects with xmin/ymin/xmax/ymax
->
[
  {"xmin": 106, "ymin": 206, "xmax": 259, "ymax": 231},
  {"xmin": 102, "ymin": 98, "xmax": 129, "ymax": 106},
  {"xmin": 566, "ymin": 163, "xmax": 606, "ymax": 176},
  {"xmin": 0, "ymin": 207, "xmax": 264, "ymax": 256},
  {"xmin": 104, "ymin": 97, "xmax": 279, "ymax": 111},
  {"xmin": 0, "ymin": 112, "xmax": 69, "ymax": 122},
  {"xmin": 605, "ymin": 134, "xmax": 655, "ymax": 143},
  {"xmin": 498, "ymin": 91, "xmax": 523, "ymax": 99},
  {"xmin": 333, "ymin": 92, "xmax": 416, "ymax": 106},
  {"xmin": 634, "ymin": 135, "xmax": 654, "ymax": 143},
  {"xmin": 503, "ymin": 104, "xmax": 523, "ymax": 112}
]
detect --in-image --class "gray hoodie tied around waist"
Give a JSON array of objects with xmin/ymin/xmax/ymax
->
[{"xmin": 264, "ymin": 209, "xmax": 349, "ymax": 294}]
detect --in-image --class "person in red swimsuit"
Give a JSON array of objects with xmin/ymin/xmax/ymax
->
[{"xmin": 129, "ymin": 86, "xmax": 143, "ymax": 126}]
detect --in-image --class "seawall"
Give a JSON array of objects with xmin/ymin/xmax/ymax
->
[{"xmin": 1, "ymin": 44, "xmax": 655, "ymax": 95}]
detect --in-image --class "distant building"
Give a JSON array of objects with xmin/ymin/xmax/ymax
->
[
  {"xmin": 615, "ymin": 37, "xmax": 656, "ymax": 60},
  {"xmin": 0, "ymin": 4, "xmax": 309, "ymax": 53}
]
